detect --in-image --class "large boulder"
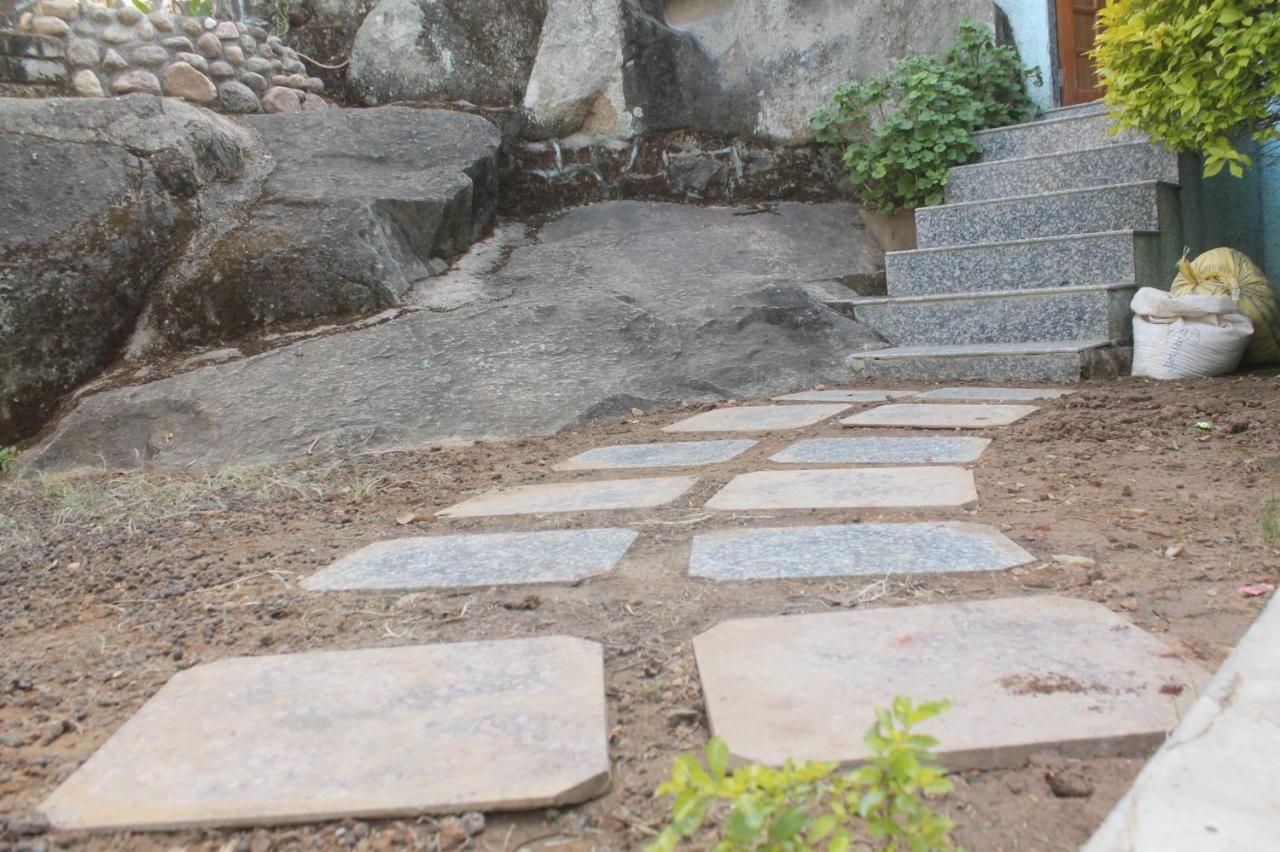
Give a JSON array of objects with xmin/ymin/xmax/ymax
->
[
  {"xmin": 137, "ymin": 106, "xmax": 501, "ymax": 351},
  {"xmin": 349, "ymin": 0, "xmax": 547, "ymax": 106},
  {"xmin": 523, "ymin": 0, "xmax": 1001, "ymax": 142},
  {"xmin": 29, "ymin": 201, "xmax": 888, "ymax": 470},
  {"xmin": 0, "ymin": 95, "xmax": 257, "ymax": 444}
]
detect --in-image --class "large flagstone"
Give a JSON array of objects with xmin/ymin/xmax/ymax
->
[
  {"xmin": 841, "ymin": 402, "xmax": 1038, "ymax": 429},
  {"xmin": 663, "ymin": 404, "xmax": 849, "ymax": 432},
  {"xmin": 439, "ymin": 476, "xmax": 697, "ymax": 517},
  {"xmin": 302, "ymin": 528, "xmax": 639, "ymax": 591},
  {"xmin": 694, "ymin": 596, "xmax": 1209, "ymax": 771},
  {"xmin": 41, "ymin": 637, "xmax": 610, "ymax": 831},
  {"xmin": 769, "ymin": 436, "xmax": 989, "ymax": 465},
  {"xmin": 915, "ymin": 387, "xmax": 1070, "ymax": 402},
  {"xmin": 689, "ymin": 522, "xmax": 1032, "ymax": 581},
  {"xmin": 704, "ymin": 467, "xmax": 977, "ymax": 511},
  {"xmin": 553, "ymin": 439, "xmax": 756, "ymax": 471}
]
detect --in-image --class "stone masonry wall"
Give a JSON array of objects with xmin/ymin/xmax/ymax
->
[{"xmin": 8, "ymin": 0, "xmax": 327, "ymax": 112}]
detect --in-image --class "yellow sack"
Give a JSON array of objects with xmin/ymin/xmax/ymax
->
[{"xmin": 1171, "ymin": 248, "xmax": 1280, "ymax": 365}]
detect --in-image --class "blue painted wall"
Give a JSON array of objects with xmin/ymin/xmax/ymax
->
[{"xmin": 997, "ymin": 0, "xmax": 1054, "ymax": 110}]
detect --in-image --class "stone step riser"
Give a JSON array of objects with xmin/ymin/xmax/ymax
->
[
  {"xmin": 974, "ymin": 112, "xmax": 1140, "ymax": 161},
  {"xmin": 885, "ymin": 232, "xmax": 1164, "ymax": 297},
  {"xmin": 851, "ymin": 288, "xmax": 1135, "ymax": 347},
  {"xmin": 915, "ymin": 182, "xmax": 1179, "ymax": 249},
  {"xmin": 848, "ymin": 346, "xmax": 1132, "ymax": 383},
  {"xmin": 946, "ymin": 144, "xmax": 1179, "ymax": 203},
  {"xmin": 1045, "ymin": 100, "xmax": 1109, "ymax": 120}
]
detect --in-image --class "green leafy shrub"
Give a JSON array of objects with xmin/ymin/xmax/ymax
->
[
  {"xmin": 812, "ymin": 21, "xmax": 1040, "ymax": 213},
  {"xmin": 0, "ymin": 446, "xmax": 15, "ymax": 473},
  {"xmin": 648, "ymin": 697, "xmax": 956, "ymax": 851},
  {"xmin": 1093, "ymin": 0, "xmax": 1279, "ymax": 177}
]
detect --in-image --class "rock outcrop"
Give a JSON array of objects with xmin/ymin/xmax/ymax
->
[{"xmin": 29, "ymin": 201, "xmax": 888, "ymax": 470}]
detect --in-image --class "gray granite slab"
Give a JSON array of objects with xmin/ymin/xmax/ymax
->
[
  {"xmin": 40, "ymin": 637, "xmax": 610, "ymax": 831},
  {"xmin": 663, "ymin": 404, "xmax": 849, "ymax": 432},
  {"xmin": 301, "ymin": 528, "xmax": 639, "ymax": 591},
  {"xmin": 773, "ymin": 390, "xmax": 916, "ymax": 403},
  {"xmin": 915, "ymin": 387, "xmax": 1071, "ymax": 402},
  {"xmin": 704, "ymin": 467, "xmax": 977, "ymax": 511},
  {"xmin": 694, "ymin": 596, "xmax": 1209, "ymax": 771},
  {"xmin": 439, "ymin": 476, "xmax": 698, "ymax": 517},
  {"xmin": 553, "ymin": 440, "xmax": 756, "ymax": 471},
  {"xmin": 689, "ymin": 522, "xmax": 1033, "ymax": 581},
  {"xmin": 769, "ymin": 436, "xmax": 989, "ymax": 465},
  {"xmin": 841, "ymin": 403, "xmax": 1039, "ymax": 429}
]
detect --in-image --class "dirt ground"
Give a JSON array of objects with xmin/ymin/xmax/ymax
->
[{"xmin": 3, "ymin": 374, "xmax": 1278, "ymax": 852}]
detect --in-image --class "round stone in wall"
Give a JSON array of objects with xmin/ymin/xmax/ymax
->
[
  {"xmin": 244, "ymin": 56, "xmax": 271, "ymax": 75},
  {"xmin": 65, "ymin": 38, "xmax": 100, "ymax": 68},
  {"xmin": 163, "ymin": 61, "xmax": 217, "ymax": 103},
  {"xmin": 240, "ymin": 35, "xmax": 256, "ymax": 52},
  {"xmin": 102, "ymin": 48, "xmax": 128, "ymax": 71},
  {"xmin": 262, "ymin": 85, "xmax": 301, "ymax": 113},
  {"xmin": 73, "ymin": 19, "xmax": 96, "ymax": 35},
  {"xmin": 101, "ymin": 24, "xmax": 131, "ymax": 44},
  {"xmin": 131, "ymin": 45, "xmax": 170, "ymax": 66},
  {"xmin": 89, "ymin": 6, "xmax": 113, "ymax": 24},
  {"xmin": 306, "ymin": 76, "xmax": 324, "ymax": 93},
  {"xmin": 217, "ymin": 80, "xmax": 260, "ymax": 113},
  {"xmin": 196, "ymin": 32, "xmax": 222, "ymax": 58},
  {"xmin": 209, "ymin": 60, "xmax": 235, "ymax": 77},
  {"xmin": 281, "ymin": 58, "xmax": 304, "ymax": 74},
  {"xmin": 162, "ymin": 36, "xmax": 194, "ymax": 51},
  {"xmin": 116, "ymin": 4, "xmax": 141, "ymax": 25},
  {"xmin": 149, "ymin": 12, "xmax": 176, "ymax": 32},
  {"xmin": 239, "ymin": 71, "xmax": 268, "ymax": 93},
  {"xmin": 181, "ymin": 18, "xmax": 202, "ymax": 37},
  {"xmin": 32, "ymin": 15, "xmax": 70, "ymax": 37},
  {"xmin": 133, "ymin": 20, "xmax": 155, "ymax": 41},
  {"xmin": 224, "ymin": 44, "xmax": 243, "ymax": 64},
  {"xmin": 249, "ymin": 25, "xmax": 268, "ymax": 40},
  {"xmin": 71, "ymin": 68, "xmax": 104, "ymax": 97},
  {"xmin": 111, "ymin": 69, "xmax": 162, "ymax": 96},
  {"xmin": 214, "ymin": 21, "xmax": 238, "ymax": 39},
  {"xmin": 286, "ymin": 73, "xmax": 308, "ymax": 89},
  {"xmin": 174, "ymin": 51, "xmax": 208, "ymax": 72},
  {"xmin": 301, "ymin": 93, "xmax": 329, "ymax": 110},
  {"xmin": 37, "ymin": 0, "xmax": 79, "ymax": 19}
]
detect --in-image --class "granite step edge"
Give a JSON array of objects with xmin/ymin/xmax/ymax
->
[{"xmin": 884, "ymin": 229, "xmax": 1160, "ymax": 259}]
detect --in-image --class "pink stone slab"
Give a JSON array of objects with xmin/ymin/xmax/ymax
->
[
  {"xmin": 41, "ymin": 638, "xmax": 610, "ymax": 832},
  {"xmin": 694, "ymin": 596, "xmax": 1209, "ymax": 771}
]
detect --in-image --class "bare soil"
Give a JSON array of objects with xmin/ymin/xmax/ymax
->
[{"xmin": 3, "ymin": 375, "xmax": 1279, "ymax": 852}]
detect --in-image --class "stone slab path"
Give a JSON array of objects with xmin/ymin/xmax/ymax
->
[
  {"xmin": 694, "ymin": 596, "xmax": 1209, "ymax": 771},
  {"xmin": 842, "ymin": 402, "xmax": 1039, "ymax": 429},
  {"xmin": 553, "ymin": 439, "xmax": 757, "ymax": 471},
  {"xmin": 915, "ymin": 387, "xmax": 1070, "ymax": 402},
  {"xmin": 663, "ymin": 404, "xmax": 849, "ymax": 432},
  {"xmin": 704, "ymin": 467, "xmax": 978, "ymax": 511},
  {"xmin": 438, "ymin": 476, "xmax": 698, "ymax": 517},
  {"xmin": 769, "ymin": 436, "xmax": 990, "ymax": 465},
  {"xmin": 301, "ymin": 529, "xmax": 639, "ymax": 591},
  {"xmin": 689, "ymin": 522, "xmax": 1033, "ymax": 581},
  {"xmin": 40, "ymin": 638, "xmax": 610, "ymax": 832},
  {"xmin": 774, "ymin": 390, "xmax": 916, "ymax": 403}
]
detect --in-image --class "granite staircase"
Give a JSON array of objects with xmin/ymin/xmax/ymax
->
[{"xmin": 841, "ymin": 101, "xmax": 1186, "ymax": 382}]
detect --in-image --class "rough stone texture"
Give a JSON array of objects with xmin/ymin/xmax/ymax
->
[
  {"xmin": 217, "ymin": 79, "xmax": 259, "ymax": 112},
  {"xmin": 554, "ymin": 439, "xmax": 757, "ymax": 471},
  {"xmin": 1085, "ymin": 595, "xmax": 1280, "ymax": 851},
  {"xmin": 0, "ymin": 96, "xmax": 256, "ymax": 443},
  {"xmin": 769, "ymin": 436, "xmax": 990, "ymax": 465},
  {"xmin": 110, "ymin": 68, "xmax": 160, "ymax": 94},
  {"xmin": 162, "ymin": 60, "xmax": 216, "ymax": 102},
  {"xmin": 69, "ymin": 67, "xmax": 102, "ymax": 95},
  {"xmin": 261, "ymin": 84, "xmax": 301, "ymax": 112},
  {"xmin": 915, "ymin": 387, "xmax": 1070, "ymax": 402},
  {"xmin": 31, "ymin": 201, "xmax": 887, "ymax": 469},
  {"xmin": 689, "ymin": 522, "xmax": 1032, "ymax": 581},
  {"xmin": 975, "ymin": 112, "xmax": 1140, "ymax": 162},
  {"xmin": 302, "ymin": 528, "xmax": 639, "ymax": 590},
  {"xmin": 439, "ymin": 476, "xmax": 698, "ymax": 518},
  {"xmin": 704, "ymin": 467, "xmax": 978, "ymax": 511},
  {"xmin": 851, "ymin": 340, "xmax": 1134, "ymax": 383},
  {"xmin": 521, "ymin": 0, "xmax": 629, "ymax": 139},
  {"xmin": 773, "ymin": 389, "xmax": 916, "ymax": 403},
  {"xmin": 40, "ymin": 638, "xmax": 611, "ymax": 830},
  {"xmin": 663, "ymin": 404, "xmax": 850, "ymax": 433},
  {"xmin": 694, "ymin": 596, "xmax": 1209, "ymax": 770},
  {"xmin": 841, "ymin": 403, "xmax": 1039, "ymax": 429},
  {"xmin": 141, "ymin": 107, "xmax": 501, "ymax": 352},
  {"xmin": 64, "ymin": 36, "xmax": 99, "ymax": 66},
  {"xmin": 350, "ymin": 0, "xmax": 547, "ymax": 106},
  {"xmin": 948, "ymin": 141, "xmax": 1180, "ymax": 205}
]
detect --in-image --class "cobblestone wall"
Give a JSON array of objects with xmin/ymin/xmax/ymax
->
[{"xmin": 6, "ymin": 0, "xmax": 328, "ymax": 112}]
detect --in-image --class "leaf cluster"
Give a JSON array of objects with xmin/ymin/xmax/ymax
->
[
  {"xmin": 648, "ymin": 697, "xmax": 956, "ymax": 852},
  {"xmin": 1093, "ymin": 0, "xmax": 1280, "ymax": 177},
  {"xmin": 811, "ymin": 21, "xmax": 1040, "ymax": 213}
]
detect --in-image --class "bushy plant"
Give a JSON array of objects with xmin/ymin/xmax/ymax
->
[
  {"xmin": 1093, "ymin": 0, "xmax": 1279, "ymax": 177},
  {"xmin": 812, "ymin": 21, "xmax": 1040, "ymax": 213},
  {"xmin": 0, "ymin": 445, "xmax": 16, "ymax": 473},
  {"xmin": 648, "ymin": 697, "xmax": 955, "ymax": 851}
]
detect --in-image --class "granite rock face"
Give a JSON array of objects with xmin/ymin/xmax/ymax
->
[
  {"xmin": 0, "ymin": 95, "xmax": 256, "ymax": 443},
  {"xmin": 31, "ymin": 201, "xmax": 887, "ymax": 470},
  {"xmin": 350, "ymin": 0, "xmax": 547, "ymax": 106}
]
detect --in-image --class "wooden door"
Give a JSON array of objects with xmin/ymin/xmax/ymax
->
[{"xmin": 1056, "ymin": 0, "xmax": 1105, "ymax": 105}]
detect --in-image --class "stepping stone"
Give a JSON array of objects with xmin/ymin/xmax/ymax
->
[
  {"xmin": 841, "ymin": 402, "xmax": 1038, "ymax": 429},
  {"xmin": 301, "ymin": 528, "xmax": 639, "ymax": 591},
  {"xmin": 769, "ymin": 436, "xmax": 989, "ymax": 465},
  {"xmin": 773, "ymin": 389, "xmax": 916, "ymax": 403},
  {"xmin": 553, "ymin": 439, "xmax": 756, "ymax": 471},
  {"xmin": 704, "ymin": 467, "xmax": 977, "ymax": 511},
  {"xmin": 694, "ymin": 596, "xmax": 1209, "ymax": 771},
  {"xmin": 689, "ymin": 522, "xmax": 1032, "ymax": 581},
  {"xmin": 41, "ymin": 637, "xmax": 610, "ymax": 832},
  {"xmin": 663, "ymin": 404, "xmax": 849, "ymax": 433},
  {"xmin": 915, "ymin": 387, "xmax": 1070, "ymax": 402},
  {"xmin": 439, "ymin": 476, "xmax": 697, "ymax": 518}
]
